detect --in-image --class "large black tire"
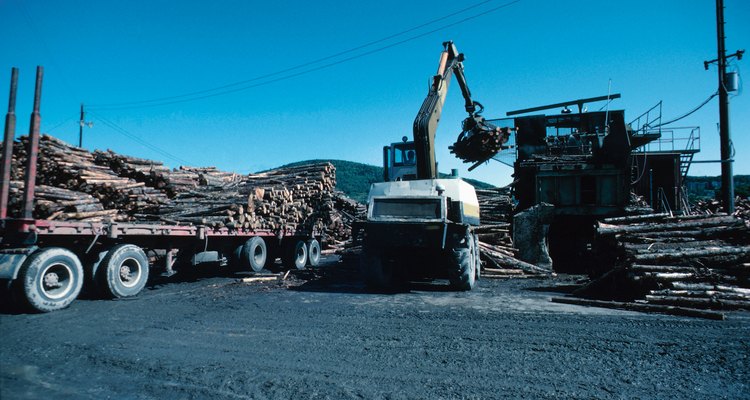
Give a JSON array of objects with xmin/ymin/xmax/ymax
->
[
  {"xmin": 241, "ymin": 237, "xmax": 268, "ymax": 272},
  {"xmin": 307, "ymin": 239, "xmax": 321, "ymax": 267},
  {"xmin": 231, "ymin": 245, "xmax": 244, "ymax": 270},
  {"xmin": 449, "ymin": 233, "xmax": 478, "ymax": 291},
  {"xmin": 282, "ymin": 240, "xmax": 307, "ymax": 270},
  {"xmin": 97, "ymin": 244, "xmax": 150, "ymax": 299},
  {"xmin": 472, "ymin": 233, "xmax": 481, "ymax": 281},
  {"xmin": 360, "ymin": 252, "xmax": 396, "ymax": 291},
  {"xmin": 17, "ymin": 247, "xmax": 84, "ymax": 312}
]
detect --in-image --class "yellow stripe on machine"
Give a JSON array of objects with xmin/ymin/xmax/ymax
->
[{"xmin": 463, "ymin": 202, "xmax": 480, "ymax": 218}]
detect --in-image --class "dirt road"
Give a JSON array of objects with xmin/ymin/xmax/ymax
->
[{"xmin": 1, "ymin": 256, "xmax": 748, "ymax": 399}]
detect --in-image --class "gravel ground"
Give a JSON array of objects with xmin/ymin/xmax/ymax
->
[{"xmin": 1, "ymin": 255, "xmax": 749, "ymax": 399}]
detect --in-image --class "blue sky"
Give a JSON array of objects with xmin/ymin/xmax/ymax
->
[{"xmin": 1, "ymin": 0, "xmax": 748, "ymax": 187}]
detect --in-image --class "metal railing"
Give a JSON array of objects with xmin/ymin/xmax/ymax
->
[
  {"xmin": 633, "ymin": 126, "xmax": 700, "ymax": 153},
  {"xmin": 629, "ymin": 101, "xmax": 662, "ymax": 134}
]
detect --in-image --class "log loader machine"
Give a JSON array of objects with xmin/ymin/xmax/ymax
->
[{"xmin": 360, "ymin": 41, "xmax": 507, "ymax": 291}]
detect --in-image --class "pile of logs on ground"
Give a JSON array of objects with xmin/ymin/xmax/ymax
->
[
  {"xmin": 693, "ymin": 197, "xmax": 750, "ymax": 221},
  {"xmin": 475, "ymin": 187, "xmax": 513, "ymax": 224},
  {"xmin": 475, "ymin": 186, "xmax": 551, "ymax": 277},
  {"xmin": 572, "ymin": 212, "xmax": 750, "ymax": 317},
  {"xmin": 324, "ymin": 192, "xmax": 366, "ymax": 253},
  {"xmin": 476, "ymin": 223, "xmax": 551, "ymax": 277}
]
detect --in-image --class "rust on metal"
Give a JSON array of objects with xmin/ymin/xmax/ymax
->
[
  {"xmin": 22, "ymin": 66, "xmax": 43, "ymax": 220},
  {"xmin": 0, "ymin": 67, "xmax": 19, "ymax": 219}
]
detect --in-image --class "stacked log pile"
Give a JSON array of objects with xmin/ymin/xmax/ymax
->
[
  {"xmin": 154, "ymin": 163, "xmax": 337, "ymax": 232},
  {"xmin": 6, "ymin": 181, "xmax": 110, "ymax": 221},
  {"xmin": 325, "ymin": 191, "xmax": 366, "ymax": 251},
  {"xmin": 693, "ymin": 197, "xmax": 750, "ymax": 221},
  {"xmin": 93, "ymin": 150, "xmax": 243, "ymax": 196},
  {"xmin": 474, "ymin": 186, "xmax": 551, "ymax": 277},
  {"xmin": 10, "ymin": 135, "xmax": 172, "ymax": 221},
  {"xmin": 475, "ymin": 187, "xmax": 513, "ymax": 224},
  {"xmin": 581, "ymin": 213, "xmax": 750, "ymax": 312},
  {"xmin": 3, "ymin": 135, "xmax": 346, "ymax": 237}
]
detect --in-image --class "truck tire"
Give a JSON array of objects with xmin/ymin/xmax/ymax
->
[
  {"xmin": 473, "ymin": 233, "xmax": 481, "ymax": 281},
  {"xmin": 241, "ymin": 237, "xmax": 268, "ymax": 272},
  {"xmin": 97, "ymin": 244, "xmax": 149, "ymax": 299},
  {"xmin": 282, "ymin": 240, "xmax": 307, "ymax": 270},
  {"xmin": 231, "ymin": 245, "xmax": 244, "ymax": 270},
  {"xmin": 361, "ymin": 252, "xmax": 396, "ymax": 291},
  {"xmin": 17, "ymin": 247, "xmax": 83, "ymax": 312},
  {"xmin": 449, "ymin": 233, "xmax": 477, "ymax": 291},
  {"xmin": 307, "ymin": 239, "xmax": 321, "ymax": 267}
]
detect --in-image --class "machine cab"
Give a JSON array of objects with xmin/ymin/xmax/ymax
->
[{"xmin": 383, "ymin": 136, "xmax": 418, "ymax": 182}]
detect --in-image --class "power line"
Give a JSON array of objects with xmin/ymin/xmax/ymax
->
[
  {"xmin": 45, "ymin": 114, "xmax": 79, "ymax": 134},
  {"xmin": 16, "ymin": 1, "xmax": 81, "ymax": 103},
  {"xmin": 88, "ymin": 0, "xmax": 500, "ymax": 109},
  {"xmin": 647, "ymin": 92, "xmax": 718, "ymax": 128},
  {"xmin": 87, "ymin": 111, "xmax": 194, "ymax": 166},
  {"xmin": 88, "ymin": 0, "xmax": 522, "ymax": 110}
]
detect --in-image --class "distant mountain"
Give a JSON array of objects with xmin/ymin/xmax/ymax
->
[{"xmin": 278, "ymin": 159, "xmax": 496, "ymax": 203}]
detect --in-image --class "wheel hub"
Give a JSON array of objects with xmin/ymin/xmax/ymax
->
[
  {"xmin": 120, "ymin": 265, "xmax": 132, "ymax": 282},
  {"xmin": 43, "ymin": 272, "xmax": 62, "ymax": 289}
]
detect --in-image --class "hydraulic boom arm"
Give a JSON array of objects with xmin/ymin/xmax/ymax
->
[{"xmin": 412, "ymin": 41, "xmax": 509, "ymax": 179}]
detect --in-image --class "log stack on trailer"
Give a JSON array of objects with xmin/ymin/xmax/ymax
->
[{"xmin": 0, "ymin": 67, "xmax": 345, "ymax": 313}]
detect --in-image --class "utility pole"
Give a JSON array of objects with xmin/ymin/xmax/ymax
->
[
  {"xmin": 705, "ymin": 0, "xmax": 744, "ymax": 213},
  {"xmin": 78, "ymin": 103, "xmax": 93, "ymax": 148},
  {"xmin": 79, "ymin": 103, "xmax": 84, "ymax": 147},
  {"xmin": 716, "ymin": 0, "xmax": 733, "ymax": 213}
]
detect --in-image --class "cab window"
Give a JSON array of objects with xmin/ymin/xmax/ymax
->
[{"xmin": 393, "ymin": 144, "xmax": 416, "ymax": 166}]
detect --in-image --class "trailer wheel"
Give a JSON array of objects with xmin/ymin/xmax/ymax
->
[
  {"xmin": 307, "ymin": 239, "xmax": 321, "ymax": 267},
  {"xmin": 17, "ymin": 247, "xmax": 83, "ymax": 312},
  {"xmin": 98, "ymin": 244, "xmax": 149, "ymax": 299},
  {"xmin": 449, "ymin": 233, "xmax": 477, "ymax": 291},
  {"xmin": 241, "ymin": 237, "xmax": 268, "ymax": 272},
  {"xmin": 283, "ymin": 240, "xmax": 307, "ymax": 270}
]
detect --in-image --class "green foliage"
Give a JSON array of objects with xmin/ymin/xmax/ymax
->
[
  {"xmin": 276, "ymin": 159, "xmax": 495, "ymax": 203},
  {"xmin": 685, "ymin": 175, "xmax": 750, "ymax": 201}
]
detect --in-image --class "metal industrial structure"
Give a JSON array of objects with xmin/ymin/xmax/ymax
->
[
  {"xmin": 628, "ymin": 102, "xmax": 701, "ymax": 215},
  {"xmin": 0, "ymin": 67, "xmax": 322, "ymax": 312},
  {"xmin": 490, "ymin": 95, "xmax": 701, "ymax": 271}
]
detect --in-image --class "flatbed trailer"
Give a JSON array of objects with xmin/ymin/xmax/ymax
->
[
  {"xmin": 0, "ymin": 66, "xmax": 321, "ymax": 312},
  {"xmin": 0, "ymin": 217, "xmax": 320, "ymax": 312}
]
